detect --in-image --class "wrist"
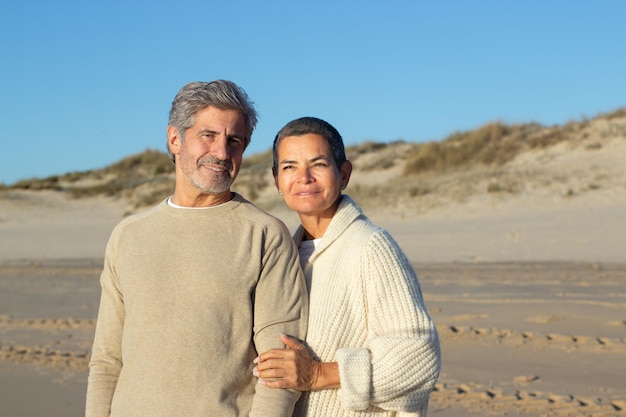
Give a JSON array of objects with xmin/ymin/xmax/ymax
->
[{"xmin": 313, "ymin": 362, "xmax": 340, "ymax": 390}]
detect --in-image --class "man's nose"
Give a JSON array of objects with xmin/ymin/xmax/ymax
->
[{"xmin": 211, "ymin": 137, "xmax": 230, "ymax": 160}]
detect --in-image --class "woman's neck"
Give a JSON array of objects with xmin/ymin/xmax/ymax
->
[{"xmin": 298, "ymin": 211, "xmax": 336, "ymax": 240}]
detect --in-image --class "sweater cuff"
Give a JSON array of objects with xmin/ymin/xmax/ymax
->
[{"xmin": 336, "ymin": 347, "xmax": 371, "ymax": 410}]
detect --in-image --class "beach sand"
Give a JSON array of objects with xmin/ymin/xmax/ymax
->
[{"xmin": 1, "ymin": 184, "xmax": 625, "ymax": 416}]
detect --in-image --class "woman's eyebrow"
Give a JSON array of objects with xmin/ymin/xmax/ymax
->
[{"xmin": 309, "ymin": 155, "xmax": 330, "ymax": 163}]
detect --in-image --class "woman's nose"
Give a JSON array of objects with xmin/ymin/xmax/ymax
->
[{"xmin": 298, "ymin": 168, "xmax": 314, "ymax": 183}]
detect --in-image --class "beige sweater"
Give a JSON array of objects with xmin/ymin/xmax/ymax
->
[
  {"xmin": 86, "ymin": 194, "xmax": 308, "ymax": 417},
  {"xmin": 293, "ymin": 196, "xmax": 440, "ymax": 416}
]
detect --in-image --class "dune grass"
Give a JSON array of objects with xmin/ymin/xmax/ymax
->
[{"xmin": 3, "ymin": 108, "xmax": 624, "ymax": 211}]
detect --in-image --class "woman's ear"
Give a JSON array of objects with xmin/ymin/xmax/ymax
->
[
  {"xmin": 339, "ymin": 160, "xmax": 353, "ymax": 190},
  {"xmin": 272, "ymin": 166, "xmax": 279, "ymax": 187}
]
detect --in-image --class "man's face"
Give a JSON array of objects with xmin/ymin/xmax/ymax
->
[{"xmin": 169, "ymin": 106, "xmax": 247, "ymax": 198}]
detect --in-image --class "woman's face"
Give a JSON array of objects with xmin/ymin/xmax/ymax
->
[{"xmin": 274, "ymin": 134, "xmax": 351, "ymax": 219}]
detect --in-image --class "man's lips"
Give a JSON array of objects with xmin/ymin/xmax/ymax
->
[
  {"xmin": 201, "ymin": 163, "xmax": 229, "ymax": 173},
  {"xmin": 199, "ymin": 158, "xmax": 232, "ymax": 174},
  {"xmin": 198, "ymin": 155, "xmax": 232, "ymax": 172}
]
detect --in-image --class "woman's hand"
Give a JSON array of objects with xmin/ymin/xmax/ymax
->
[{"xmin": 253, "ymin": 334, "xmax": 339, "ymax": 391}]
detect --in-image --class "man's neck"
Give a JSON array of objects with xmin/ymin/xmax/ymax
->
[{"xmin": 170, "ymin": 190, "xmax": 234, "ymax": 208}]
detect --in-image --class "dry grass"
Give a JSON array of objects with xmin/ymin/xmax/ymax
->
[
  {"xmin": 5, "ymin": 149, "xmax": 174, "ymax": 209},
  {"xmin": 2, "ymin": 108, "xmax": 625, "ymax": 214},
  {"xmin": 231, "ymin": 150, "xmax": 273, "ymax": 201},
  {"xmin": 401, "ymin": 120, "xmax": 593, "ymax": 176}
]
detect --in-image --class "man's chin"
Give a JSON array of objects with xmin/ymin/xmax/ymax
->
[{"xmin": 191, "ymin": 179, "xmax": 233, "ymax": 195}]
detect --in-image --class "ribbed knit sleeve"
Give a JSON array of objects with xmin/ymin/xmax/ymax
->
[
  {"xmin": 335, "ymin": 229, "xmax": 440, "ymax": 413},
  {"xmin": 335, "ymin": 347, "xmax": 372, "ymax": 409}
]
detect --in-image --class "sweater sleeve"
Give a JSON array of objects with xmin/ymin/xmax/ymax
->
[
  {"xmin": 248, "ymin": 224, "xmax": 309, "ymax": 417},
  {"xmin": 86, "ymin": 233, "xmax": 125, "ymax": 417},
  {"xmin": 336, "ymin": 230, "xmax": 441, "ymax": 413}
]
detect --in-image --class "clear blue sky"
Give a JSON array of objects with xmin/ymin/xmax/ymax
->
[{"xmin": 1, "ymin": 0, "xmax": 625, "ymax": 185}]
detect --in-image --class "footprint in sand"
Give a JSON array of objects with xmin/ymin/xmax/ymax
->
[
  {"xmin": 446, "ymin": 313, "xmax": 489, "ymax": 322},
  {"xmin": 526, "ymin": 314, "xmax": 561, "ymax": 324},
  {"xmin": 513, "ymin": 375, "xmax": 541, "ymax": 385}
]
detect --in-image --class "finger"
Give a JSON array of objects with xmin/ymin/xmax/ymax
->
[
  {"xmin": 259, "ymin": 377, "xmax": 299, "ymax": 390},
  {"xmin": 254, "ymin": 367, "xmax": 288, "ymax": 379},
  {"xmin": 256, "ymin": 348, "xmax": 291, "ymax": 363},
  {"xmin": 255, "ymin": 357, "xmax": 294, "ymax": 372},
  {"xmin": 279, "ymin": 333, "xmax": 306, "ymax": 351}
]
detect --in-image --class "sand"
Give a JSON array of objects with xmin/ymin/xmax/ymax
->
[{"xmin": 1, "ymin": 180, "xmax": 625, "ymax": 416}]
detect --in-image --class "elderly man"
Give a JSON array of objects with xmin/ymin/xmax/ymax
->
[{"xmin": 86, "ymin": 80, "xmax": 308, "ymax": 417}]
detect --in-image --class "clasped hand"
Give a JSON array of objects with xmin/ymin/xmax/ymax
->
[{"xmin": 253, "ymin": 333, "xmax": 322, "ymax": 391}]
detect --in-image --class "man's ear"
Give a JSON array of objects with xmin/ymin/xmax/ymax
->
[{"xmin": 167, "ymin": 125, "xmax": 182, "ymax": 156}]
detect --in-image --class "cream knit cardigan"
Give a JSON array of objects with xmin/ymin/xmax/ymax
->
[
  {"xmin": 292, "ymin": 195, "xmax": 440, "ymax": 416},
  {"xmin": 86, "ymin": 194, "xmax": 308, "ymax": 417}
]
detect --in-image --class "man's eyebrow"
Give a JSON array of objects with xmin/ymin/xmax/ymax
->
[{"xmin": 197, "ymin": 128, "xmax": 245, "ymax": 138}]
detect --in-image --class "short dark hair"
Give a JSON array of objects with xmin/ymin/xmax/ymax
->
[{"xmin": 272, "ymin": 117, "xmax": 346, "ymax": 170}]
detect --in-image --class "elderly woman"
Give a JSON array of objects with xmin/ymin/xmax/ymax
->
[{"xmin": 254, "ymin": 117, "xmax": 441, "ymax": 416}]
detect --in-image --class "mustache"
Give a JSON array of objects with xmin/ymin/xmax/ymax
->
[{"xmin": 198, "ymin": 156, "xmax": 232, "ymax": 171}]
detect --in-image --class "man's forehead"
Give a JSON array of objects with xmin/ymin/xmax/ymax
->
[{"xmin": 195, "ymin": 107, "xmax": 246, "ymax": 128}]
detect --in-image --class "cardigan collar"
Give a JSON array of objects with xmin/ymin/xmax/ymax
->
[{"xmin": 293, "ymin": 194, "xmax": 365, "ymax": 264}]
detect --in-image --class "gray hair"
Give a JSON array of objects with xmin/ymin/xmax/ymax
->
[
  {"xmin": 272, "ymin": 117, "xmax": 346, "ymax": 170},
  {"xmin": 167, "ymin": 80, "xmax": 258, "ymax": 163}
]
